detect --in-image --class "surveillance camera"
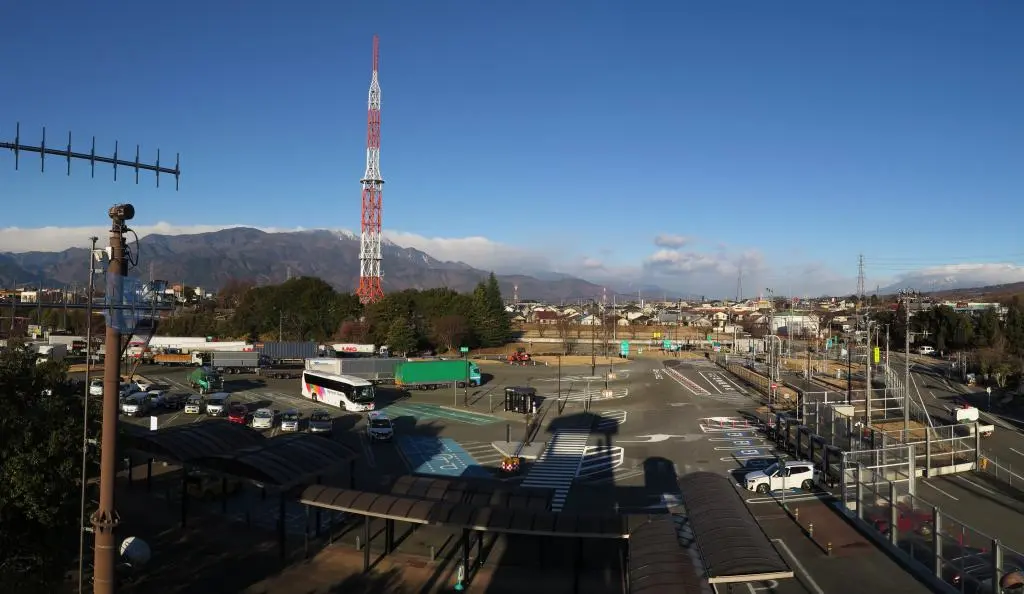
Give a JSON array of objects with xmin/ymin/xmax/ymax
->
[{"xmin": 108, "ymin": 203, "xmax": 135, "ymax": 221}]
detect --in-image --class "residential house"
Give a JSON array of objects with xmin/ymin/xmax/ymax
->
[
  {"xmin": 532, "ymin": 310, "xmax": 561, "ymax": 325},
  {"xmin": 579, "ymin": 314, "xmax": 602, "ymax": 326},
  {"xmin": 771, "ymin": 313, "xmax": 820, "ymax": 337}
]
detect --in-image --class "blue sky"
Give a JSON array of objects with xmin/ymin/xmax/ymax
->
[{"xmin": 2, "ymin": 1, "xmax": 1023, "ymax": 296}]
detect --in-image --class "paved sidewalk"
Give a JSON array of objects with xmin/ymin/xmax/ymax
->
[{"xmin": 786, "ymin": 496, "xmax": 872, "ymax": 557}]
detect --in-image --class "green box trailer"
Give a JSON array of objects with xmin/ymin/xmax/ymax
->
[
  {"xmin": 394, "ymin": 360, "xmax": 482, "ymax": 390},
  {"xmin": 187, "ymin": 367, "xmax": 224, "ymax": 394}
]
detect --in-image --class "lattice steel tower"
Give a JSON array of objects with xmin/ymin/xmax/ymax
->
[{"xmin": 357, "ymin": 35, "xmax": 385, "ymax": 304}]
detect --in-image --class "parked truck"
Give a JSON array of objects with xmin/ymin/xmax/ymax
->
[
  {"xmin": 305, "ymin": 357, "xmax": 406, "ymax": 384},
  {"xmin": 153, "ymin": 352, "xmax": 203, "ymax": 366},
  {"xmin": 210, "ymin": 351, "xmax": 263, "ymax": 374},
  {"xmin": 48, "ymin": 334, "xmax": 87, "ymax": 354},
  {"xmin": 255, "ymin": 341, "xmax": 323, "ymax": 365},
  {"xmin": 394, "ymin": 360, "xmax": 482, "ymax": 390},
  {"xmin": 188, "ymin": 367, "xmax": 224, "ymax": 394},
  {"xmin": 36, "ymin": 343, "xmax": 67, "ymax": 364}
]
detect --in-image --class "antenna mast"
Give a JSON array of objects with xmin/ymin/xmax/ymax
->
[{"xmin": 356, "ymin": 35, "xmax": 385, "ymax": 304}]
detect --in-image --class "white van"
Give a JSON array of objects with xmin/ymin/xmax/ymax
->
[
  {"xmin": 916, "ymin": 346, "xmax": 935, "ymax": 356},
  {"xmin": 204, "ymin": 392, "xmax": 230, "ymax": 417}
]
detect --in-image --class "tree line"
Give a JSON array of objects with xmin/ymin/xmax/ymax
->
[
  {"xmin": 872, "ymin": 298, "xmax": 1024, "ymax": 386},
  {"xmin": 153, "ymin": 273, "xmax": 513, "ymax": 354}
]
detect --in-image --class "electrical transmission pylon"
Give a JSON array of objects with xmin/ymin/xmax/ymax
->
[{"xmin": 356, "ymin": 35, "xmax": 385, "ymax": 304}]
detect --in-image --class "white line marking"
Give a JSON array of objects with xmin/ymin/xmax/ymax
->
[
  {"xmin": 922, "ymin": 481, "xmax": 959, "ymax": 501},
  {"xmin": 956, "ymin": 475, "xmax": 996, "ymax": 496},
  {"xmin": 1010, "ymin": 448, "xmax": 1024, "ymax": 457},
  {"xmin": 772, "ymin": 538, "xmax": 825, "ymax": 594},
  {"xmin": 698, "ymin": 372, "xmax": 723, "ymax": 394},
  {"xmin": 166, "ymin": 411, "xmax": 183, "ymax": 424}
]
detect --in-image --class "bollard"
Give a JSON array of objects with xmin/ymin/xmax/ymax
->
[
  {"xmin": 826, "ymin": 542, "xmax": 832, "ymax": 556},
  {"xmin": 356, "ymin": 535, "xmax": 361, "ymax": 551},
  {"xmin": 794, "ymin": 508, "xmax": 799, "ymax": 521},
  {"xmin": 430, "ymin": 545, "xmax": 436, "ymax": 562},
  {"xmin": 808, "ymin": 523, "xmax": 814, "ymax": 537},
  {"xmin": 506, "ymin": 424, "xmax": 511, "ymax": 443}
]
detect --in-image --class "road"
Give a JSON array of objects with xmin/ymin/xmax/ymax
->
[{"xmin": 560, "ymin": 356, "xmax": 934, "ymax": 594}]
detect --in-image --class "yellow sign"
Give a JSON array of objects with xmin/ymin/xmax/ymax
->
[{"xmin": 872, "ymin": 347, "xmax": 880, "ymax": 364}]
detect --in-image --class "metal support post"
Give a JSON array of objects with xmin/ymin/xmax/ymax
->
[
  {"xmin": 866, "ymin": 321, "xmax": 873, "ymax": 424},
  {"xmin": 925, "ymin": 431, "xmax": 932, "ymax": 477},
  {"xmin": 856, "ymin": 464, "xmax": 864, "ymax": 520},
  {"xmin": 888, "ymin": 481, "xmax": 898, "ymax": 546},
  {"xmin": 992, "ymin": 538, "xmax": 1003, "ymax": 594},
  {"xmin": 908, "ymin": 444, "xmax": 916, "ymax": 495},
  {"xmin": 932, "ymin": 506, "xmax": 942, "ymax": 579}
]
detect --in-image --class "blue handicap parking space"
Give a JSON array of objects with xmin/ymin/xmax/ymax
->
[
  {"xmin": 383, "ymin": 402, "xmax": 498, "ymax": 425},
  {"xmin": 396, "ymin": 436, "xmax": 493, "ymax": 478}
]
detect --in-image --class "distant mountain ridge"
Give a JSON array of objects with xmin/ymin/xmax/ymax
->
[{"xmin": 0, "ymin": 227, "xmax": 610, "ymax": 301}]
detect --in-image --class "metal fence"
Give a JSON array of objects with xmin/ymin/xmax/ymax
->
[
  {"xmin": 842, "ymin": 462, "xmax": 1024, "ymax": 592},
  {"xmin": 978, "ymin": 453, "xmax": 1024, "ymax": 495}
]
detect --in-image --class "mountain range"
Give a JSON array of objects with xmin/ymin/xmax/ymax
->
[{"xmin": 0, "ymin": 228, "xmax": 613, "ymax": 301}]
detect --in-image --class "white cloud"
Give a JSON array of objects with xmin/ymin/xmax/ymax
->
[
  {"xmin": 580, "ymin": 257, "xmax": 605, "ymax": 270},
  {"xmin": 653, "ymin": 234, "xmax": 691, "ymax": 249},
  {"xmin": 0, "ymin": 222, "xmax": 301, "ymax": 252}
]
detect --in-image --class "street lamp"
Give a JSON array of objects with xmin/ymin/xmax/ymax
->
[{"xmin": 898, "ymin": 289, "xmax": 920, "ymax": 434}]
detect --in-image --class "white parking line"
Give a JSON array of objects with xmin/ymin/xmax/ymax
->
[
  {"xmin": 922, "ymin": 481, "xmax": 960, "ymax": 501},
  {"xmin": 772, "ymin": 538, "xmax": 824, "ymax": 594},
  {"xmin": 956, "ymin": 475, "xmax": 996, "ymax": 496},
  {"xmin": 165, "ymin": 411, "xmax": 183, "ymax": 424},
  {"xmin": 1011, "ymin": 448, "xmax": 1024, "ymax": 457}
]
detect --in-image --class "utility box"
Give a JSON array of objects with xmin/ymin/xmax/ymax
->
[{"xmin": 830, "ymin": 404, "xmax": 855, "ymax": 418}]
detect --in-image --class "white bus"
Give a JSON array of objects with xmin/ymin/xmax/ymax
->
[{"xmin": 300, "ymin": 370, "xmax": 376, "ymax": 412}]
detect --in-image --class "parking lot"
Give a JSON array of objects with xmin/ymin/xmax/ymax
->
[{"xmin": 84, "ymin": 356, "xmax": 943, "ymax": 593}]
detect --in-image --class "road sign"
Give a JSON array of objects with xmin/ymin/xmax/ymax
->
[
  {"xmin": 771, "ymin": 383, "xmax": 778, "ymax": 389},
  {"xmin": 873, "ymin": 346, "xmax": 880, "ymax": 364},
  {"xmin": 459, "ymin": 346, "xmax": 469, "ymax": 353},
  {"xmin": 662, "ymin": 339, "xmax": 671, "ymax": 349}
]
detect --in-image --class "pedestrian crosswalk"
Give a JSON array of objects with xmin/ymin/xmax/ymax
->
[
  {"xmin": 595, "ymin": 410, "xmax": 627, "ymax": 432},
  {"xmin": 521, "ymin": 429, "xmax": 590, "ymax": 512}
]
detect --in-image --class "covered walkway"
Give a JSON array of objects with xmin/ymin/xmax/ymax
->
[
  {"xmin": 677, "ymin": 472, "xmax": 794, "ymax": 584},
  {"xmin": 123, "ymin": 421, "xmax": 359, "ymax": 558}
]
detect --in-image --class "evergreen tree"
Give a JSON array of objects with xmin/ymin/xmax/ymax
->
[
  {"xmin": 470, "ymin": 273, "xmax": 512, "ymax": 347},
  {"xmin": 386, "ymin": 315, "xmax": 417, "ymax": 354}
]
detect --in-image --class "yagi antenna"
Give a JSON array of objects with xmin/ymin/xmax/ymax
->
[{"xmin": 2, "ymin": 122, "xmax": 181, "ymax": 189}]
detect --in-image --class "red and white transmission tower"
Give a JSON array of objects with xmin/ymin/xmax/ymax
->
[{"xmin": 357, "ymin": 35, "xmax": 385, "ymax": 304}]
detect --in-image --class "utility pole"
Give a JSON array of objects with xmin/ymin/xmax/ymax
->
[
  {"xmin": 865, "ymin": 319, "xmax": 873, "ymax": 424},
  {"xmin": 898, "ymin": 289, "xmax": 918, "ymax": 435},
  {"xmin": 94, "ymin": 205, "xmax": 132, "ymax": 594},
  {"xmin": 278, "ymin": 310, "xmax": 284, "ymax": 342},
  {"xmin": 1, "ymin": 121, "xmax": 180, "ymax": 594},
  {"xmin": 590, "ymin": 299, "xmax": 596, "ymax": 376}
]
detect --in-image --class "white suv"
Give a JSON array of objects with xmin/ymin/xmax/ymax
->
[
  {"xmin": 366, "ymin": 412, "xmax": 394, "ymax": 442},
  {"xmin": 745, "ymin": 461, "xmax": 819, "ymax": 494},
  {"xmin": 89, "ymin": 379, "xmax": 104, "ymax": 397}
]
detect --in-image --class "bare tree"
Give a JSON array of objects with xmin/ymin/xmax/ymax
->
[
  {"xmin": 216, "ymin": 277, "xmax": 255, "ymax": 309},
  {"xmin": 431, "ymin": 315, "xmax": 468, "ymax": 353},
  {"xmin": 536, "ymin": 322, "xmax": 547, "ymax": 338},
  {"xmin": 629, "ymin": 321, "xmax": 639, "ymax": 339},
  {"xmin": 556, "ymin": 316, "xmax": 578, "ymax": 355}
]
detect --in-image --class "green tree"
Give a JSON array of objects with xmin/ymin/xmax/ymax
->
[
  {"xmin": 386, "ymin": 315, "xmax": 417, "ymax": 354},
  {"xmin": 470, "ymin": 273, "xmax": 511, "ymax": 347},
  {"xmin": 0, "ymin": 343, "xmax": 98, "ymax": 591}
]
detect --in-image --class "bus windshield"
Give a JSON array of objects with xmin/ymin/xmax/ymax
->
[{"xmin": 352, "ymin": 385, "xmax": 375, "ymax": 403}]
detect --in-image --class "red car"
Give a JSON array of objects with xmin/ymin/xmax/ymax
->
[
  {"xmin": 868, "ymin": 503, "xmax": 933, "ymax": 537},
  {"xmin": 227, "ymin": 404, "xmax": 248, "ymax": 425}
]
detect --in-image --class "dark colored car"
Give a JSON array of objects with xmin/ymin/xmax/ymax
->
[
  {"xmin": 227, "ymin": 404, "xmax": 248, "ymax": 425},
  {"xmin": 867, "ymin": 504, "xmax": 934, "ymax": 537}
]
